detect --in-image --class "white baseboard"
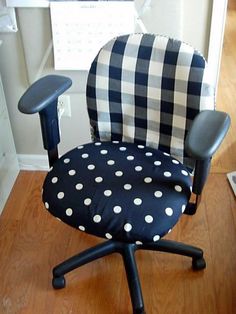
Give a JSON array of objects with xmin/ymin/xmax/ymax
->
[{"xmin": 17, "ymin": 154, "xmax": 49, "ymax": 171}]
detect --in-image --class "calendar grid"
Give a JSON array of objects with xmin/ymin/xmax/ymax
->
[{"xmin": 50, "ymin": 1, "xmax": 135, "ymax": 70}]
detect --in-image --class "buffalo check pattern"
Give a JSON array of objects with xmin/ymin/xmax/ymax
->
[{"xmin": 87, "ymin": 33, "xmax": 215, "ymax": 169}]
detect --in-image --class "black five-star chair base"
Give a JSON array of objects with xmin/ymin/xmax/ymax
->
[{"xmin": 52, "ymin": 239, "xmax": 206, "ymax": 314}]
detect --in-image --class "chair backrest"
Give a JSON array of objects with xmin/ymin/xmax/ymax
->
[{"xmin": 86, "ymin": 33, "xmax": 215, "ymax": 169}]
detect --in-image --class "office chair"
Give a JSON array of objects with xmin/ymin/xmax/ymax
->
[{"xmin": 18, "ymin": 34, "xmax": 230, "ymax": 314}]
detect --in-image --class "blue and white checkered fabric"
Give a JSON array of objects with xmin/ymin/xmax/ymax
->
[{"xmin": 86, "ymin": 33, "xmax": 215, "ymax": 169}]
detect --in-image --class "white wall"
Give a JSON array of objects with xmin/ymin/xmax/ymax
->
[
  {"xmin": 182, "ymin": 0, "xmax": 212, "ymax": 56},
  {"xmin": 0, "ymin": 0, "xmax": 213, "ymax": 157},
  {"xmin": 137, "ymin": 0, "xmax": 212, "ymax": 56}
]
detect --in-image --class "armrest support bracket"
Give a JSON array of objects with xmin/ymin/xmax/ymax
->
[
  {"xmin": 18, "ymin": 75, "xmax": 72, "ymax": 167},
  {"xmin": 185, "ymin": 109, "xmax": 230, "ymax": 197}
]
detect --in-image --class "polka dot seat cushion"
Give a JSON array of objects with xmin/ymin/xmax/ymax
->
[{"xmin": 42, "ymin": 141, "xmax": 192, "ymax": 244}]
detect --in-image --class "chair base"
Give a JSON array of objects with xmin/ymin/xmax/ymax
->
[{"xmin": 52, "ymin": 239, "xmax": 206, "ymax": 314}]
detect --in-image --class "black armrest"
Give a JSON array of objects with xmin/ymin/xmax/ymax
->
[
  {"xmin": 18, "ymin": 75, "xmax": 72, "ymax": 114},
  {"xmin": 185, "ymin": 110, "xmax": 230, "ymax": 197},
  {"xmin": 18, "ymin": 75, "xmax": 72, "ymax": 166},
  {"xmin": 185, "ymin": 110, "xmax": 230, "ymax": 160}
]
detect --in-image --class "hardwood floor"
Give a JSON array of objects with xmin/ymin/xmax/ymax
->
[
  {"xmin": 1, "ymin": 7, "xmax": 236, "ymax": 314},
  {"xmin": 214, "ymin": 8, "xmax": 236, "ymax": 173},
  {"xmin": 212, "ymin": 8, "xmax": 236, "ymax": 172},
  {"xmin": 0, "ymin": 171, "xmax": 235, "ymax": 314},
  {"xmin": 228, "ymin": 0, "xmax": 236, "ymax": 11}
]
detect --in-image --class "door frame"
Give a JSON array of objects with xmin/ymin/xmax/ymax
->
[{"xmin": 207, "ymin": 0, "xmax": 228, "ymax": 92}]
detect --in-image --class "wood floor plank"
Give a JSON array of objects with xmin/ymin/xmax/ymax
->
[
  {"xmin": 228, "ymin": 0, "xmax": 236, "ymax": 12},
  {"xmin": 205, "ymin": 174, "xmax": 236, "ymax": 314},
  {"xmin": 213, "ymin": 9, "xmax": 236, "ymax": 173},
  {"xmin": 179, "ymin": 203, "xmax": 218, "ymax": 314}
]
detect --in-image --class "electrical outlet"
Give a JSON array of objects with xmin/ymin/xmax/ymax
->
[{"xmin": 58, "ymin": 95, "xmax": 71, "ymax": 118}]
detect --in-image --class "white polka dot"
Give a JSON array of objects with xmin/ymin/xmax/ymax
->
[
  {"xmin": 154, "ymin": 191, "xmax": 163, "ymax": 198},
  {"xmin": 51, "ymin": 177, "xmax": 58, "ymax": 183},
  {"xmin": 175, "ymin": 185, "xmax": 182, "ymax": 192},
  {"xmin": 181, "ymin": 170, "xmax": 189, "ymax": 176},
  {"xmin": 153, "ymin": 235, "xmax": 160, "ymax": 242},
  {"xmin": 93, "ymin": 214, "xmax": 101, "ymax": 223},
  {"xmin": 145, "ymin": 215, "xmax": 153, "ymax": 223},
  {"xmin": 56, "ymin": 217, "xmax": 62, "ymax": 222},
  {"xmin": 66, "ymin": 208, "xmax": 73, "ymax": 216},
  {"xmin": 182, "ymin": 204, "xmax": 186, "ymax": 213},
  {"xmin": 95, "ymin": 177, "xmax": 103, "ymax": 183},
  {"xmin": 124, "ymin": 223, "xmax": 132, "ymax": 232},
  {"xmin": 134, "ymin": 198, "xmax": 142, "ymax": 205},
  {"xmin": 115, "ymin": 171, "xmax": 123, "ymax": 177},
  {"xmin": 57, "ymin": 192, "xmax": 64, "ymax": 199},
  {"xmin": 68, "ymin": 169, "xmax": 76, "ymax": 176},
  {"xmin": 163, "ymin": 152, "xmax": 170, "ymax": 156},
  {"xmin": 172, "ymin": 159, "xmax": 179, "ymax": 164},
  {"xmin": 49, "ymin": 167, "xmax": 53, "ymax": 172},
  {"xmin": 78, "ymin": 225, "xmax": 85, "ymax": 231},
  {"xmin": 138, "ymin": 145, "xmax": 144, "ymax": 149},
  {"xmin": 94, "ymin": 142, "xmax": 102, "ymax": 146},
  {"xmin": 82, "ymin": 153, "xmax": 89, "ymax": 158},
  {"xmin": 105, "ymin": 233, "xmax": 112, "ymax": 239},
  {"xmin": 100, "ymin": 150, "xmax": 108, "ymax": 155},
  {"xmin": 104, "ymin": 190, "xmax": 112, "ymax": 197},
  {"xmin": 144, "ymin": 177, "xmax": 152, "ymax": 183},
  {"xmin": 112, "ymin": 140, "xmax": 119, "ymax": 144},
  {"xmin": 77, "ymin": 145, "xmax": 84, "ymax": 149},
  {"xmin": 87, "ymin": 164, "xmax": 95, "ymax": 170},
  {"xmin": 164, "ymin": 171, "xmax": 171, "ymax": 177},
  {"xmin": 145, "ymin": 152, "xmax": 153, "ymax": 156},
  {"xmin": 84, "ymin": 198, "xmax": 91, "ymax": 206},
  {"xmin": 119, "ymin": 147, "xmax": 127, "ymax": 151},
  {"xmin": 113, "ymin": 206, "xmax": 122, "ymax": 214},
  {"xmin": 135, "ymin": 166, "xmax": 142, "ymax": 172},
  {"xmin": 165, "ymin": 207, "xmax": 173, "ymax": 216},
  {"xmin": 168, "ymin": 229, "xmax": 172, "ymax": 233},
  {"xmin": 107, "ymin": 160, "xmax": 115, "ymax": 165},
  {"xmin": 135, "ymin": 241, "xmax": 143, "ymax": 245},
  {"xmin": 45, "ymin": 202, "xmax": 49, "ymax": 209},
  {"xmin": 124, "ymin": 184, "xmax": 132, "ymax": 190},
  {"xmin": 127, "ymin": 156, "xmax": 134, "ymax": 161},
  {"xmin": 63, "ymin": 158, "xmax": 70, "ymax": 164},
  {"xmin": 154, "ymin": 161, "xmax": 161, "ymax": 166},
  {"xmin": 75, "ymin": 183, "xmax": 83, "ymax": 190}
]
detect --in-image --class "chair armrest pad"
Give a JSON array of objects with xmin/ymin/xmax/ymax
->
[
  {"xmin": 18, "ymin": 75, "xmax": 72, "ymax": 114},
  {"xmin": 185, "ymin": 110, "xmax": 230, "ymax": 160}
]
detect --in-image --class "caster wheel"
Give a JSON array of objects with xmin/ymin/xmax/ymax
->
[
  {"xmin": 192, "ymin": 257, "xmax": 206, "ymax": 270},
  {"xmin": 52, "ymin": 276, "xmax": 66, "ymax": 289}
]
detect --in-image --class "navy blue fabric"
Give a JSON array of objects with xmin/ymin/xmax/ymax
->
[{"xmin": 43, "ymin": 142, "xmax": 192, "ymax": 244}]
